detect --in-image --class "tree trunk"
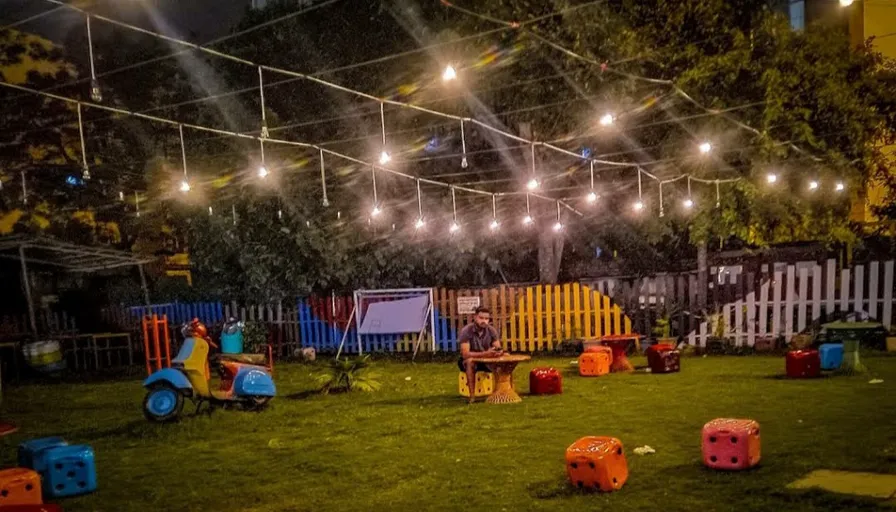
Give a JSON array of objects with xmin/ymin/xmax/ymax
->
[
  {"xmin": 696, "ymin": 239, "xmax": 708, "ymax": 312},
  {"xmin": 520, "ymin": 121, "xmax": 565, "ymax": 284}
]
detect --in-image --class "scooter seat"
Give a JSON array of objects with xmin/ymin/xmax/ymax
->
[{"xmin": 217, "ymin": 353, "xmax": 267, "ymax": 365}]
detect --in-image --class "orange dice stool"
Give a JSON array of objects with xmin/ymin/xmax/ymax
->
[
  {"xmin": 578, "ymin": 349, "xmax": 611, "ymax": 376},
  {"xmin": 702, "ymin": 418, "xmax": 761, "ymax": 471},
  {"xmin": 529, "ymin": 367, "xmax": 562, "ymax": 395},
  {"xmin": 566, "ymin": 436, "xmax": 629, "ymax": 491},
  {"xmin": 0, "ymin": 468, "xmax": 42, "ymax": 506}
]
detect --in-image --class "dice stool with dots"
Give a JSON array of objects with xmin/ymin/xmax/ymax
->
[
  {"xmin": 578, "ymin": 347, "xmax": 611, "ymax": 377},
  {"xmin": 529, "ymin": 367, "xmax": 562, "ymax": 395},
  {"xmin": 786, "ymin": 349, "xmax": 821, "ymax": 378},
  {"xmin": 565, "ymin": 436, "xmax": 628, "ymax": 491},
  {"xmin": 0, "ymin": 468, "xmax": 42, "ymax": 506},
  {"xmin": 43, "ymin": 445, "xmax": 96, "ymax": 499},
  {"xmin": 458, "ymin": 371, "xmax": 494, "ymax": 398},
  {"xmin": 701, "ymin": 418, "xmax": 761, "ymax": 471},
  {"xmin": 647, "ymin": 344, "xmax": 680, "ymax": 374},
  {"xmin": 819, "ymin": 343, "xmax": 844, "ymax": 371}
]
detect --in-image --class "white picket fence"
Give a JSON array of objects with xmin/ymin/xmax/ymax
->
[{"xmin": 587, "ymin": 259, "xmax": 895, "ymax": 346}]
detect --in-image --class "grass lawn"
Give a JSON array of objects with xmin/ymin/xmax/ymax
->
[{"xmin": 1, "ymin": 354, "xmax": 895, "ymax": 511}]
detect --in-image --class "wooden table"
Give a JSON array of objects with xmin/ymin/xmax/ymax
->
[
  {"xmin": 471, "ymin": 354, "xmax": 531, "ymax": 404},
  {"xmin": 600, "ymin": 335, "xmax": 643, "ymax": 373}
]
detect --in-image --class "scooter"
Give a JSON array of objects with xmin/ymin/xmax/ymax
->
[{"xmin": 142, "ymin": 319, "xmax": 276, "ymax": 422}]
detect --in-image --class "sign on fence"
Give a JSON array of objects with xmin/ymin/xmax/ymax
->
[{"xmin": 457, "ymin": 296, "xmax": 481, "ymax": 315}]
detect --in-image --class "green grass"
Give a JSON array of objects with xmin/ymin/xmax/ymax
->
[{"xmin": 2, "ymin": 355, "xmax": 896, "ymax": 511}]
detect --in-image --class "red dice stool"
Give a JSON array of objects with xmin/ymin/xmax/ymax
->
[
  {"xmin": 529, "ymin": 367, "xmax": 562, "ymax": 395},
  {"xmin": 647, "ymin": 343, "xmax": 680, "ymax": 374},
  {"xmin": 786, "ymin": 349, "xmax": 821, "ymax": 378},
  {"xmin": 702, "ymin": 418, "xmax": 761, "ymax": 470}
]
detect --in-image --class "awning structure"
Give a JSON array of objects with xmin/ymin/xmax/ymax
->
[{"xmin": 0, "ymin": 235, "xmax": 154, "ymax": 335}]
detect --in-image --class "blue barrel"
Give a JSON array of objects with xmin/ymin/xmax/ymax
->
[{"xmin": 221, "ymin": 331, "xmax": 243, "ymax": 354}]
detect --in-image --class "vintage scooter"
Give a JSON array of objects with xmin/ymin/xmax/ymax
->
[{"xmin": 142, "ymin": 319, "xmax": 276, "ymax": 422}]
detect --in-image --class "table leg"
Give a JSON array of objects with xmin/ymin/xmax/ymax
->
[{"xmin": 485, "ymin": 364, "xmax": 522, "ymax": 404}]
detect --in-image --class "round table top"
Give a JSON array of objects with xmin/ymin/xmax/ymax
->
[
  {"xmin": 600, "ymin": 334, "xmax": 643, "ymax": 341},
  {"xmin": 471, "ymin": 354, "xmax": 532, "ymax": 364}
]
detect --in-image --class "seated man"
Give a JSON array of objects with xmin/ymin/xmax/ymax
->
[{"xmin": 458, "ymin": 306, "xmax": 503, "ymax": 403}]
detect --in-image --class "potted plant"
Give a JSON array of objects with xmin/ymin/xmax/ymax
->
[
  {"xmin": 704, "ymin": 310, "xmax": 729, "ymax": 355},
  {"xmin": 314, "ymin": 355, "xmax": 381, "ymax": 394}
]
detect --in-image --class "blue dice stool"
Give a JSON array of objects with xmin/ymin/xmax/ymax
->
[
  {"xmin": 819, "ymin": 343, "xmax": 844, "ymax": 371},
  {"xmin": 43, "ymin": 444, "xmax": 96, "ymax": 499},
  {"xmin": 17, "ymin": 437, "xmax": 67, "ymax": 474}
]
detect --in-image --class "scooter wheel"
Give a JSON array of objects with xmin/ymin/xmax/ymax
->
[
  {"xmin": 143, "ymin": 384, "xmax": 184, "ymax": 422},
  {"xmin": 245, "ymin": 396, "xmax": 271, "ymax": 411}
]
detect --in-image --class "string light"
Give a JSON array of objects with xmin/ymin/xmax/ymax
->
[
  {"xmin": 118, "ymin": 191, "xmax": 124, "ymax": 201},
  {"xmin": 715, "ymin": 180, "xmax": 721, "ymax": 208},
  {"xmin": 527, "ymin": 143, "xmax": 539, "ymax": 190},
  {"xmin": 489, "ymin": 194, "xmax": 500, "ymax": 231},
  {"xmin": 633, "ymin": 168, "xmax": 644, "ymax": 211},
  {"xmin": 766, "ymin": 173, "xmax": 778, "ymax": 184},
  {"xmin": 553, "ymin": 201, "xmax": 563, "ymax": 232},
  {"xmin": 414, "ymin": 179, "xmax": 425, "ymax": 230},
  {"xmin": 449, "ymin": 187, "xmax": 460, "ymax": 234},
  {"xmin": 586, "ymin": 160, "xmax": 597, "ymax": 203},
  {"xmin": 523, "ymin": 193, "xmax": 533, "ymax": 225},
  {"xmin": 459, "ymin": 120, "xmax": 468, "ymax": 169},
  {"xmin": 258, "ymin": 138, "xmax": 269, "ymax": 178},
  {"xmin": 134, "ymin": 191, "xmax": 140, "ymax": 218},
  {"xmin": 21, "ymin": 171, "xmax": 27, "ymax": 205},
  {"xmin": 77, "ymin": 103, "xmax": 90, "ymax": 180},
  {"xmin": 178, "ymin": 124, "xmax": 190, "ymax": 193},
  {"xmin": 698, "ymin": 141, "xmax": 713, "ymax": 154},
  {"xmin": 208, "ymin": 206, "xmax": 213, "ymax": 216},
  {"xmin": 319, "ymin": 148, "xmax": 329, "ymax": 207},
  {"xmin": 683, "ymin": 177, "xmax": 694, "ymax": 209},
  {"xmin": 442, "ymin": 64, "xmax": 457, "ymax": 81},
  {"xmin": 599, "ymin": 113, "xmax": 615, "ymax": 127},
  {"xmin": 809, "ymin": 180, "xmax": 819, "ymax": 191},
  {"xmin": 370, "ymin": 166, "xmax": 381, "ymax": 217},
  {"xmin": 379, "ymin": 102, "xmax": 391, "ymax": 165},
  {"xmin": 659, "ymin": 182, "xmax": 665, "ymax": 217},
  {"xmin": 86, "ymin": 15, "xmax": 102, "ymax": 103},
  {"xmin": 232, "ymin": 204, "xmax": 237, "ymax": 225},
  {"xmin": 835, "ymin": 182, "xmax": 846, "ymax": 192}
]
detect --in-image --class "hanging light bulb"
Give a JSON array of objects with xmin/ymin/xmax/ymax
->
[
  {"xmin": 90, "ymin": 79, "xmax": 102, "ymax": 103},
  {"xmin": 522, "ymin": 215, "xmax": 533, "ymax": 225},
  {"xmin": 553, "ymin": 221, "xmax": 563, "ymax": 232},
  {"xmin": 767, "ymin": 173, "xmax": 778, "ymax": 184},
  {"xmin": 835, "ymin": 182, "xmax": 845, "ymax": 192},
  {"xmin": 449, "ymin": 221, "xmax": 460, "ymax": 233},
  {"xmin": 258, "ymin": 166, "xmax": 269, "ymax": 179},
  {"xmin": 698, "ymin": 142, "xmax": 713, "ymax": 154},
  {"xmin": 208, "ymin": 206, "xmax": 213, "ymax": 216},
  {"xmin": 809, "ymin": 180, "xmax": 819, "ymax": 190},
  {"xmin": 633, "ymin": 201, "xmax": 644, "ymax": 211},
  {"xmin": 442, "ymin": 65, "xmax": 457, "ymax": 81},
  {"xmin": 490, "ymin": 219, "xmax": 500, "ymax": 231},
  {"xmin": 379, "ymin": 151, "xmax": 391, "ymax": 165},
  {"xmin": 415, "ymin": 218, "xmax": 425, "ymax": 230},
  {"xmin": 586, "ymin": 191, "xmax": 598, "ymax": 203},
  {"xmin": 180, "ymin": 180, "xmax": 191, "ymax": 193},
  {"xmin": 371, "ymin": 205, "xmax": 382, "ymax": 217},
  {"xmin": 461, "ymin": 156, "xmax": 468, "ymax": 169},
  {"xmin": 599, "ymin": 113, "xmax": 615, "ymax": 127},
  {"xmin": 526, "ymin": 178, "xmax": 539, "ymax": 190},
  {"xmin": 118, "ymin": 191, "xmax": 124, "ymax": 201},
  {"xmin": 278, "ymin": 209, "xmax": 283, "ymax": 219},
  {"xmin": 683, "ymin": 198, "xmax": 694, "ymax": 209},
  {"xmin": 839, "ymin": 0, "xmax": 854, "ymax": 6}
]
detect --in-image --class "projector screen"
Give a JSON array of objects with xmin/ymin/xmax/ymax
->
[{"xmin": 358, "ymin": 295, "xmax": 430, "ymax": 334}]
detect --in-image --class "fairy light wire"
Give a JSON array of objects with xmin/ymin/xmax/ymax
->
[
  {"xmin": 416, "ymin": 179, "xmax": 423, "ymax": 220},
  {"xmin": 451, "ymin": 187, "xmax": 458, "ymax": 222},
  {"xmin": 178, "ymin": 124, "xmax": 188, "ymax": 179},
  {"xmin": 258, "ymin": 66, "xmax": 269, "ymax": 138},
  {"xmin": 85, "ymin": 15, "xmax": 96, "ymax": 83},
  {"xmin": 371, "ymin": 166, "xmax": 379, "ymax": 207},
  {"xmin": 319, "ymin": 149, "xmax": 329, "ymax": 207},
  {"xmin": 76, "ymin": 103, "xmax": 90, "ymax": 178},
  {"xmin": 460, "ymin": 119, "xmax": 468, "ymax": 168}
]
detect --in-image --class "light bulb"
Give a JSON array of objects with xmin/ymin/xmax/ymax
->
[
  {"xmin": 839, "ymin": 0, "xmax": 854, "ymax": 6},
  {"xmin": 553, "ymin": 222, "xmax": 563, "ymax": 232},
  {"xmin": 683, "ymin": 198, "xmax": 694, "ymax": 209},
  {"xmin": 835, "ymin": 182, "xmax": 845, "ymax": 192},
  {"xmin": 414, "ymin": 218, "xmax": 425, "ymax": 230},
  {"xmin": 599, "ymin": 113, "xmax": 615, "ymax": 126},
  {"xmin": 442, "ymin": 65, "xmax": 457, "ymax": 81},
  {"xmin": 118, "ymin": 191, "xmax": 124, "ymax": 201},
  {"xmin": 371, "ymin": 206, "xmax": 382, "ymax": 217},
  {"xmin": 522, "ymin": 215, "xmax": 533, "ymax": 225},
  {"xmin": 449, "ymin": 222, "xmax": 460, "ymax": 233},
  {"xmin": 698, "ymin": 142, "xmax": 712, "ymax": 154},
  {"xmin": 180, "ymin": 180, "xmax": 191, "ymax": 193},
  {"xmin": 633, "ymin": 201, "xmax": 644, "ymax": 211},
  {"xmin": 526, "ymin": 178, "xmax": 539, "ymax": 190},
  {"xmin": 278, "ymin": 209, "xmax": 282, "ymax": 219},
  {"xmin": 461, "ymin": 156, "xmax": 468, "ymax": 168},
  {"xmin": 90, "ymin": 79, "xmax": 102, "ymax": 103},
  {"xmin": 81, "ymin": 166, "xmax": 91, "ymax": 180},
  {"xmin": 379, "ymin": 151, "xmax": 391, "ymax": 165},
  {"xmin": 490, "ymin": 219, "xmax": 500, "ymax": 231},
  {"xmin": 809, "ymin": 180, "xmax": 819, "ymax": 190},
  {"xmin": 586, "ymin": 191, "xmax": 598, "ymax": 203},
  {"xmin": 258, "ymin": 166, "xmax": 269, "ymax": 178},
  {"xmin": 767, "ymin": 173, "xmax": 777, "ymax": 184}
]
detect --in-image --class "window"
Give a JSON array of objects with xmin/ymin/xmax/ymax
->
[{"xmin": 789, "ymin": 0, "xmax": 805, "ymax": 30}]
